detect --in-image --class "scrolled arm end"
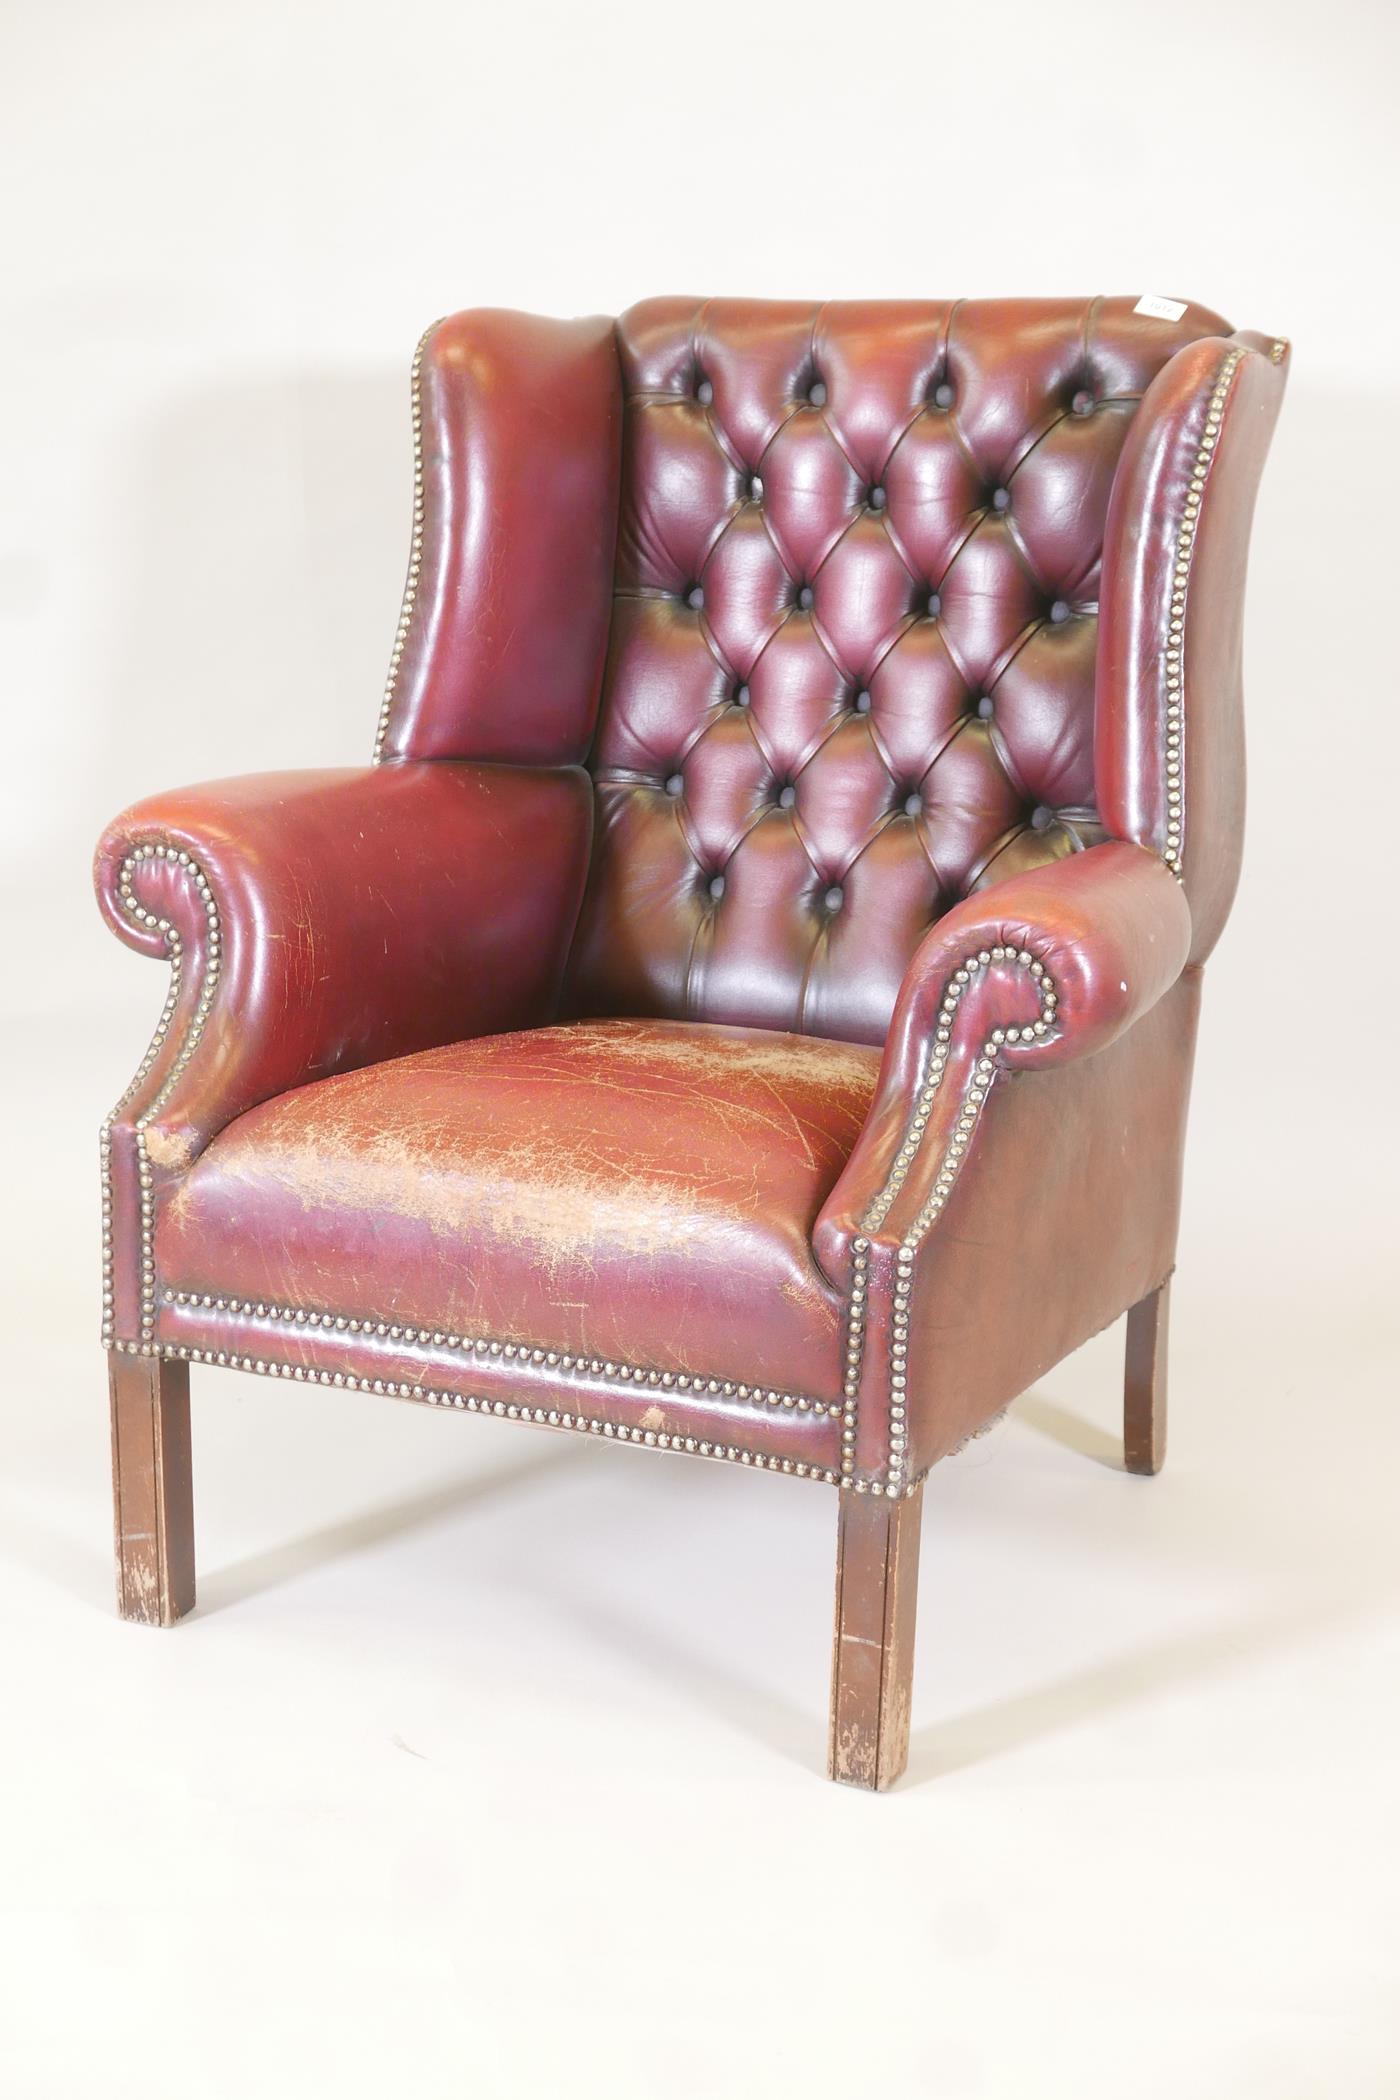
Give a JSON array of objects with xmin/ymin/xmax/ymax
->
[
  {"xmin": 95, "ymin": 830, "xmax": 220, "ymax": 965},
  {"xmin": 96, "ymin": 759, "xmax": 593, "ymax": 1351},
  {"xmin": 814, "ymin": 841, "xmax": 1192, "ymax": 1289},
  {"xmin": 96, "ymin": 760, "xmax": 593, "ymax": 1162}
]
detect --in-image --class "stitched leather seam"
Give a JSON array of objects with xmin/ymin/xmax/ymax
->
[
  {"xmin": 101, "ymin": 845, "xmax": 223, "ymax": 1347},
  {"xmin": 150, "ymin": 1341, "xmax": 843, "ymax": 1487},
  {"xmin": 157, "ymin": 1290, "xmax": 838, "ymax": 1417},
  {"xmin": 874, "ymin": 390, "xmax": 942, "ymax": 488},
  {"xmin": 1163, "ymin": 347, "xmax": 1243, "ymax": 875},
  {"xmin": 372, "ymin": 318, "xmax": 441, "ymax": 764},
  {"xmin": 1000, "ymin": 400, "xmax": 1081, "ymax": 494}
]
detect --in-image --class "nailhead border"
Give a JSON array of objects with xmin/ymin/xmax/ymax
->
[
  {"xmin": 836, "ymin": 341, "xmax": 1252, "ymax": 1491},
  {"xmin": 372, "ymin": 319, "xmax": 441, "ymax": 764},
  {"xmin": 838, "ymin": 1237, "xmax": 869, "ymax": 1486},
  {"xmin": 860, "ymin": 947, "xmax": 1056, "ymax": 1236},
  {"xmin": 160, "ymin": 1290, "xmax": 836, "ymax": 1417},
  {"xmin": 119, "ymin": 1338, "xmax": 840, "ymax": 1486},
  {"xmin": 100, "ymin": 839, "xmax": 838, "ymax": 1433},
  {"xmin": 1163, "ymin": 346, "xmax": 1242, "ymax": 877},
  {"xmin": 840, "ymin": 945, "xmax": 1057, "ymax": 1497},
  {"xmin": 100, "ymin": 845, "xmax": 223, "ymax": 1346}
]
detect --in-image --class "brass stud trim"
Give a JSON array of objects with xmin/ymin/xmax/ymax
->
[
  {"xmin": 142, "ymin": 1341, "xmax": 840, "ymax": 1486},
  {"xmin": 372, "ymin": 319, "xmax": 442, "ymax": 764},
  {"xmin": 100, "ymin": 845, "xmax": 223, "ymax": 1347},
  {"xmin": 840, "ymin": 945, "xmax": 1058, "ymax": 1495},
  {"xmin": 839, "ymin": 1236, "xmax": 869, "ymax": 1485},
  {"xmin": 1161, "ymin": 347, "xmax": 1243, "ymax": 878},
  {"xmin": 859, "ymin": 945, "xmax": 1056, "ymax": 1235},
  {"xmin": 158, "ymin": 1289, "xmax": 834, "ymax": 1417}
]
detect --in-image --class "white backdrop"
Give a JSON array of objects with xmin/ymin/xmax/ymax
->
[
  {"xmin": 3, "ymin": 3, "xmax": 1397, "ymax": 2094},
  {"xmin": 6, "ymin": 0, "xmax": 1397, "ymax": 1312}
]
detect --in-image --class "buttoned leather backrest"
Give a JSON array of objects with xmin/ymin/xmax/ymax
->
[{"xmin": 565, "ymin": 296, "xmax": 1233, "ymax": 1045}]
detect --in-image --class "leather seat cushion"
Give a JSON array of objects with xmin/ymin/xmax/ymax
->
[{"xmin": 156, "ymin": 1019, "xmax": 879, "ymax": 1398}]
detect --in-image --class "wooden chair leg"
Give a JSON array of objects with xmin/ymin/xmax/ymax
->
[
  {"xmin": 1124, "ymin": 1279, "xmax": 1170, "ymax": 1476},
  {"xmin": 109, "ymin": 1350, "xmax": 195, "ymax": 1625},
  {"xmin": 828, "ymin": 1482, "xmax": 923, "ymax": 1790}
]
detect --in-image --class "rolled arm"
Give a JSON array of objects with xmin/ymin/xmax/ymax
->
[
  {"xmin": 96, "ymin": 760, "xmax": 592, "ymax": 1165},
  {"xmin": 814, "ymin": 841, "xmax": 1192, "ymax": 1289}
]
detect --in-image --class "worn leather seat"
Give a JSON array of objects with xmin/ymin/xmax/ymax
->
[
  {"xmin": 158, "ymin": 1018, "xmax": 878, "ymax": 1428},
  {"xmin": 97, "ymin": 294, "xmax": 1288, "ymax": 1786}
]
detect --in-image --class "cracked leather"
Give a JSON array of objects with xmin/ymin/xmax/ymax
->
[{"xmin": 96, "ymin": 296, "xmax": 1287, "ymax": 1488}]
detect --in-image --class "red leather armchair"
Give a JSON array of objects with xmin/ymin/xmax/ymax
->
[{"xmin": 97, "ymin": 297, "xmax": 1287, "ymax": 1787}]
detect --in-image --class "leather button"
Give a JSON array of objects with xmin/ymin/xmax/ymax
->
[
  {"xmin": 824, "ymin": 885, "xmax": 844, "ymax": 911},
  {"xmin": 854, "ymin": 689, "xmax": 872, "ymax": 714},
  {"xmin": 1030, "ymin": 805, "xmax": 1053, "ymax": 831},
  {"xmin": 808, "ymin": 379, "xmax": 827, "ymax": 406},
  {"xmin": 686, "ymin": 585, "xmax": 704, "ymax": 609},
  {"xmin": 733, "ymin": 684, "xmax": 751, "ymax": 708},
  {"xmin": 696, "ymin": 378, "xmax": 714, "ymax": 405},
  {"xmin": 926, "ymin": 590, "xmax": 941, "ymax": 618},
  {"xmin": 777, "ymin": 783, "xmax": 797, "ymax": 809},
  {"xmin": 707, "ymin": 874, "xmax": 726, "ymax": 901},
  {"xmin": 665, "ymin": 773, "xmax": 684, "ymax": 797},
  {"xmin": 749, "ymin": 474, "xmax": 764, "ymax": 501},
  {"xmin": 1049, "ymin": 599, "xmax": 1070, "ymax": 623},
  {"xmin": 902, "ymin": 791, "xmax": 922, "ymax": 817},
  {"xmin": 1071, "ymin": 388, "xmax": 1095, "ymax": 416},
  {"xmin": 990, "ymin": 487, "xmax": 1010, "ymax": 512},
  {"xmin": 933, "ymin": 381, "xmax": 955, "ymax": 409},
  {"xmin": 976, "ymin": 695, "xmax": 995, "ymax": 720},
  {"xmin": 868, "ymin": 485, "xmax": 886, "ymax": 511},
  {"xmin": 797, "ymin": 585, "xmax": 814, "ymax": 610}
]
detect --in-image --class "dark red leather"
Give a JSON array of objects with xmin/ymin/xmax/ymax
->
[
  {"xmin": 97, "ymin": 762, "xmax": 592, "ymax": 1159},
  {"xmin": 891, "ymin": 970, "xmax": 1202, "ymax": 1475},
  {"xmin": 97, "ymin": 762, "xmax": 591, "ymax": 1344},
  {"xmin": 813, "ymin": 843, "xmax": 1193, "ymax": 1487},
  {"xmin": 157, "ymin": 1019, "xmax": 876, "ymax": 1406},
  {"xmin": 97, "ymin": 294, "xmax": 1287, "ymax": 1500},
  {"xmin": 376, "ymin": 310, "xmax": 622, "ymax": 767},
  {"xmin": 567, "ymin": 296, "xmax": 1232, "ymax": 1044},
  {"xmin": 1097, "ymin": 331, "xmax": 1288, "ymax": 963}
]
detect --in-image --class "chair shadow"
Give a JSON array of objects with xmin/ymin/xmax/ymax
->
[
  {"xmin": 523, "ymin": 1579, "xmax": 819, "ymax": 1771},
  {"xmin": 900, "ymin": 1375, "xmax": 1388, "ymax": 1784},
  {"xmin": 197, "ymin": 1444, "xmax": 579, "ymax": 1614},
  {"xmin": 1013, "ymin": 1389, "xmax": 1123, "ymax": 1468},
  {"xmin": 904, "ymin": 1592, "xmax": 1348, "ymax": 1786}
]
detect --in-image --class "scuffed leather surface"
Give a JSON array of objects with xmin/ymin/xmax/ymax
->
[
  {"xmin": 157, "ymin": 1018, "xmax": 878, "ymax": 1397},
  {"xmin": 1097, "ymin": 332, "xmax": 1288, "ymax": 962},
  {"xmin": 96, "ymin": 293, "xmax": 1287, "ymax": 1492},
  {"xmin": 809, "ymin": 842, "xmax": 1193, "ymax": 1482},
  {"xmin": 815, "ymin": 840, "xmax": 1193, "ymax": 1281},
  {"xmin": 97, "ymin": 763, "xmax": 591, "ymax": 1343},
  {"xmin": 891, "ymin": 971, "xmax": 1202, "ymax": 1475},
  {"xmin": 97, "ymin": 763, "xmax": 593, "ymax": 1160},
  {"xmin": 567, "ymin": 295, "xmax": 1231, "ymax": 1044},
  {"xmin": 378, "ymin": 310, "xmax": 623, "ymax": 766}
]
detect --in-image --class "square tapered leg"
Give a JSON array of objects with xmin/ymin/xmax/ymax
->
[
  {"xmin": 109, "ymin": 1350, "xmax": 195, "ymax": 1626},
  {"xmin": 829, "ymin": 1483, "xmax": 923, "ymax": 1790},
  {"xmin": 1124, "ymin": 1280, "xmax": 1170, "ymax": 1476}
]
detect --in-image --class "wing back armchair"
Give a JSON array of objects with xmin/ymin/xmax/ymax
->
[{"xmin": 97, "ymin": 296, "xmax": 1287, "ymax": 1788}]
